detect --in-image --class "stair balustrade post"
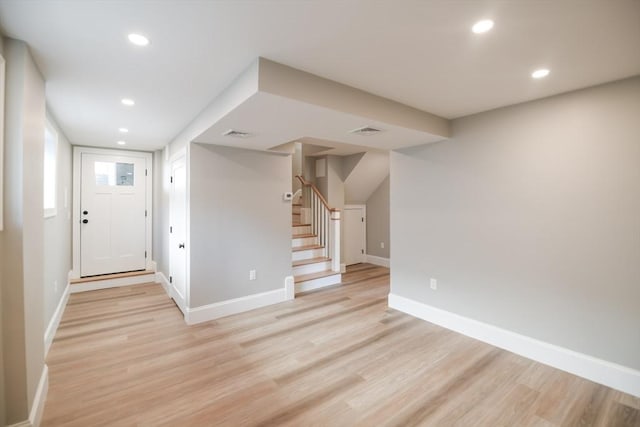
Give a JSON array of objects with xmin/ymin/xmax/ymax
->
[{"xmin": 330, "ymin": 210, "xmax": 340, "ymax": 273}]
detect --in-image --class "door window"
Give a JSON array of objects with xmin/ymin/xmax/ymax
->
[{"xmin": 95, "ymin": 162, "xmax": 134, "ymax": 186}]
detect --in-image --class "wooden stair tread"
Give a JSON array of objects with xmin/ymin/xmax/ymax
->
[
  {"xmin": 292, "ymin": 244, "xmax": 323, "ymax": 252},
  {"xmin": 294, "ymin": 270, "xmax": 341, "ymax": 283},
  {"xmin": 292, "ymin": 256, "xmax": 331, "ymax": 267},
  {"xmin": 70, "ymin": 270, "xmax": 154, "ymax": 284},
  {"xmin": 292, "ymin": 233, "xmax": 316, "ymax": 239},
  {"xmin": 292, "ymin": 223, "xmax": 311, "ymax": 227},
  {"xmin": 293, "ymin": 203, "xmax": 302, "ymax": 206}
]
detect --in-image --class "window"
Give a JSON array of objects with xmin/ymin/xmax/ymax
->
[
  {"xmin": 44, "ymin": 120, "xmax": 58, "ymax": 218},
  {"xmin": 94, "ymin": 162, "xmax": 134, "ymax": 186}
]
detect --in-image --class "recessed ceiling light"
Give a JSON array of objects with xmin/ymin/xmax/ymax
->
[
  {"xmin": 472, "ymin": 19, "xmax": 494, "ymax": 34},
  {"xmin": 118, "ymin": 127, "xmax": 129, "ymax": 133},
  {"xmin": 531, "ymin": 68, "xmax": 550, "ymax": 79},
  {"xmin": 128, "ymin": 33, "xmax": 150, "ymax": 46},
  {"xmin": 117, "ymin": 140, "xmax": 126, "ymax": 146},
  {"xmin": 121, "ymin": 98, "xmax": 135, "ymax": 106}
]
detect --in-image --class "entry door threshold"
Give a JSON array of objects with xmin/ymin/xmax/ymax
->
[{"xmin": 70, "ymin": 270, "xmax": 156, "ymax": 293}]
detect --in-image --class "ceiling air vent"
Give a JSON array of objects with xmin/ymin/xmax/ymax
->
[
  {"xmin": 350, "ymin": 126, "xmax": 383, "ymax": 136},
  {"xmin": 222, "ymin": 129, "xmax": 253, "ymax": 138}
]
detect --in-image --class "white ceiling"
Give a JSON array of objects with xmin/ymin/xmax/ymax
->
[
  {"xmin": 195, "ymin": 92, "xmax": 443, "ymax": 152},
  {"xmin": 1, "ymin": 0, "xmax": 639, "ymax": 151}
]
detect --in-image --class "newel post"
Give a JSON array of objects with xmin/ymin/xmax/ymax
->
[{"xmin": 330, "ymin": 209, "xmax": 341, "ymax": 272}]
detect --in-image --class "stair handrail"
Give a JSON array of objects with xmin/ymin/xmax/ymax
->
[
  {"xmin": 295, "ymin": 176, "xmax": 339, "ymax": 212},
  {"xmin": 295, "ymin": 176, "xmax": 341, "ymax": 273}
]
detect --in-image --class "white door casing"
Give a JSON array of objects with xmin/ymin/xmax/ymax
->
[
  {"xmin": 72, "ymin": 147, "xmax": 153, "ymax": 279},
  {"xmin": 344, "ymin": 205, "xmax": 366, "ymax": 266},
  {"xmin": 170, "ymin": 153, "xmax": 187, "ymax": 310}
]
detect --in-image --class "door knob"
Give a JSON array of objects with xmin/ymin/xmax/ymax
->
[
  {"xmin": 83, "ymin": 210, "xmax": 88, "ymax": 215},
  {"xmin": 178, "ymin": 243, "xmax": 185, "ymax": 249},
  {"xmin": 82, "ymin": 219, "xmax": 89, "ymax": 224}
]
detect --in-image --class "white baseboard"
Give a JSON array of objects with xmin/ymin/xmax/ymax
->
[
  {"xmin": 366, "ymin": 254, "xmax": 390, "ymax": 268},
  {"xmin": 44, "ymin": 282, "xmax": 70, "ymax": 356},
  {"xmin": 388, "ymin": 293, "xmax": 640, "ymax": 398},
  {"xmin": 156, "ymin": 271, "xmax": 187, "ymax": 315},
  {"xmin": 155, "ymin": 271, "xmax": 171, "ymax": 294},
  {"xmin": 185, "ymin": 288, "xmax": 287, "ymax": 325},
  {"xmin": 30, "ymin": 364, "xmax": 48, "ymax": 427},
  {"xmin": 295, "ymin": 273, "xmax": 342, "ymax": 293},
  {"xmin": 69, "ymin": 273, "xmax": 156, "ymax": 293}
]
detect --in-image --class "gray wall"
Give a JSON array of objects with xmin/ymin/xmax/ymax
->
[
  {"xmin": 0, "ymin": 31, "xmax": 6, "ymax": 427},
  {"xmin": 312, "ymin": 153, "xmax": 391, "ymax": 263},
  {"xmin": 344, "ymin": 151, "xmax": 389, "ymax": 204},
  {"xmin": 43, "ymin": 111, "xmax": 72, "ymax": 328},
  {"xmin": 292, "ymin": 142, "xmax": 302, "ymax": 192},
  {"xmin": 366, "ymin": 175, "xmax": 390, "ymax": 258},
  {"xmin": 189, "ymin": 144, "xmax": 292, "ymax": 307},
  {"xmin": 391, "ymin": 76, "xmax": 640, "ymax": 370},
  {"xmin": 1, "ymin": 38, "xmax": 46, "ymax": 424},
  {"xmin": 153, "ymin": 148, "xmax": 170, "ymax": 277}
]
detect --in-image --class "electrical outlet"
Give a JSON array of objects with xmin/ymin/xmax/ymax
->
[
  {"xmin": 430, "ymin": 278, "xmax": 437, "ymax": 290},
  {"xmin": 380, "ymin": 242, "xmax": 385, "ymax": 249},
  {"xmin": 249, "ymin": 270, "xmax": 256, "ymax": 280}
]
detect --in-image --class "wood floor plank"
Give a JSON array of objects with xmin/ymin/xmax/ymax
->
[{"xmin": 42, "ymin": 264, "xmax": 638, "ymax": 426}]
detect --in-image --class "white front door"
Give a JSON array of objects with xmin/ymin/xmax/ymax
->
[
  {"xmin": 170, "ymin": 155, "xmax": 187, "ymax": 307},
  {"xmin": 344, "ymin": 206, "xmax": 366, "ymax": 266},
  {"xmin": 80, "ymin": 152, "xmax": 147, "ymax": 277}
]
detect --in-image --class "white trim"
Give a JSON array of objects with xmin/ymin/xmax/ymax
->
[
  {"xmin": 155, "ymin": 271, "xmax": 171, "ymax": 294},
  {"xmin": 185, "ymin": 288, "xmax": 287, "ymax": 325},
  {"xmin": 156, "ymin": 270, "xmax": 187, "ymax": 316},
  {"xmin": 44, "ymin": 281, "xmax": 70, "ymax": 356},
  {"xmin": 365, "ymin": 254, "xmax": 390, "ymax": 268},
  {"xmin": 340, "ymin": 263, "xmax": 346, "ymax": 273},
  {"xmin": 71, "ymin": 146, "xmax": 153, "ymax": 279},
  {"xmin": 6, "ymin": 366, "xmax": 50, "ymax": 427},
  {"xmin": 295, "ymin": 273, "xmax": 342, "ymax": 293},
  {"xmin": 30, "ymin": 364, "xmax": 48, "ymax": 427},
  {"xmin": 343, "ymin": 204, "xmax": 367, "ymax": 265},
  {"xmin": 69, "ymin": 273, "xmax": 156, "ymax": 293},
  {"xmin": 388, "ymin": 293, "xmax": 640, "ymax": 398},
  {"xmin": 284, "ymin": 275, "xmax": 295, "ymax": 300},
  {"xmin": 169, "ymin": 148, "xmax": 190, "ymax": 309}
]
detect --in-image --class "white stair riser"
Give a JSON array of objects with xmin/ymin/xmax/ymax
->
[
  {"xmin": 293, "ymin": 261, "xmax": 332, "ymax": 276},
  {"xmin": 292, "ymin": 247, "xmax": 325, "ymax": 261},
  {"xmin": 295, "ymin": 274, "xmax": 342, "ymax": 293},
  {"xmin": 292, "ymin": 236, "xmax": 318, "ymax": 248},
  {"xmin": 292, "ymin": 226, "xmax": 311, "ymax": 235}
]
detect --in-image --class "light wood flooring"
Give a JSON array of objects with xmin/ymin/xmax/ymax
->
[{"xmin": 43, "ymin": 264, "xmax": 640, "ymax": 426}]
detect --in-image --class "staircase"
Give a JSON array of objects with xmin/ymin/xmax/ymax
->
[{"xmin": 291, "ymin": 183, "xmax": 342, "ymax": 293}]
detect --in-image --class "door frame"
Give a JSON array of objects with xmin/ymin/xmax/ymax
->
[
  {"xmin": 71, "ymin": 146, "xmax": 153, "ymax": 279},
  {"xmin": 343, "ymin": 204, "xmax": 367, "ymax": 265},
  {"xmin": 168, "ymin": 148, "xmax": 189, "ymax": 312}
]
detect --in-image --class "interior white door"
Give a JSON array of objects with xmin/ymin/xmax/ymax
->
[
  {"xmin": 80, "ymin": 153, "xmax": 147, "ymax": 276},
  {"xmin": 344, "ymin": 206, "xmax": 366, "ymax": 265},
  {"xmin": 170, "ymin": 155, "xmax": 187, "ymax": 304}
]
